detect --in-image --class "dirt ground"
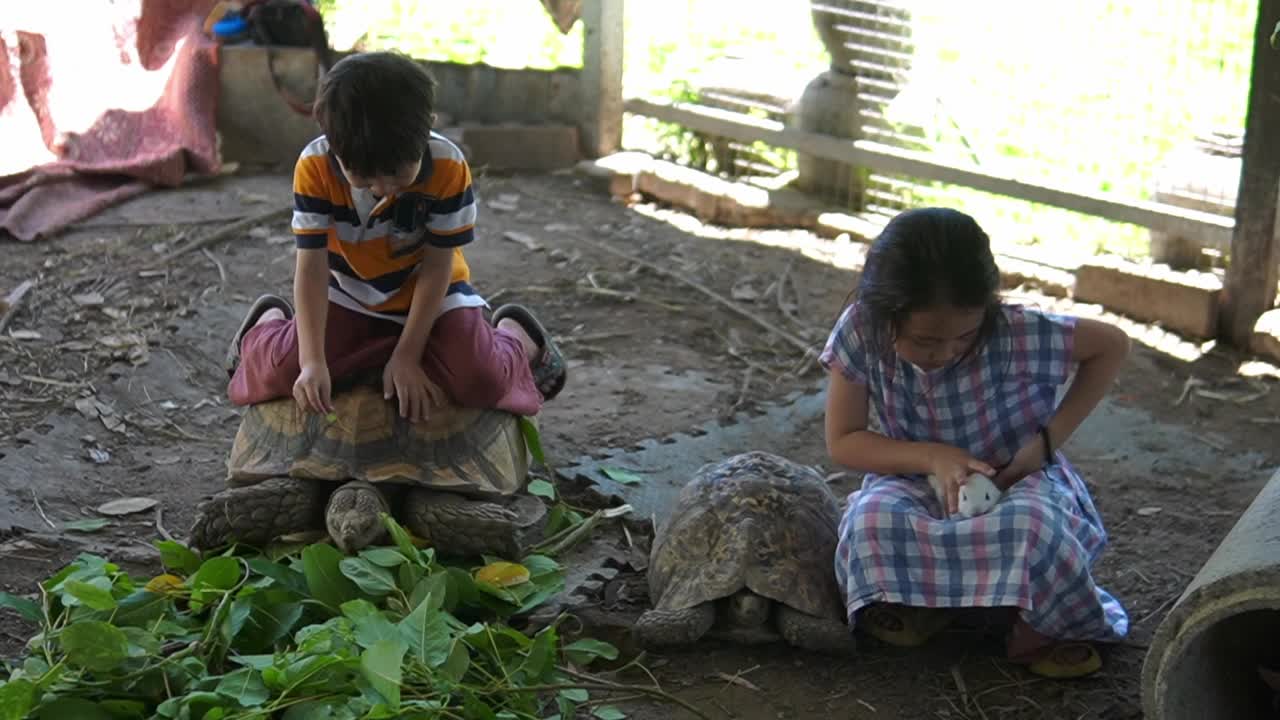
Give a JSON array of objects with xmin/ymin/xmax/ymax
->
[{"xmin": 1, "ymin": 169, "xmax": 1278, "ymax": 719}]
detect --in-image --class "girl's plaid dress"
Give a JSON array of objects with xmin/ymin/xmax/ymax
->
[{"xmin": 820, "ymin": 303, "xmax": 1129, "ymax": 642}]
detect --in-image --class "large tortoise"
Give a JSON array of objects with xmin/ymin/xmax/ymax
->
[
  {"xmin": 189, "ymin": 382, "xmax": 546, "ymax": 557},
  {"xmin": 634, "ymin": 451, "xmax": 854, "ymax": 655}
]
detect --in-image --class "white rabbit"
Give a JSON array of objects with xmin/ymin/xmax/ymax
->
[{"xmin": 927, "ymin": 472, "xmax": 1004, "ymax": 518}]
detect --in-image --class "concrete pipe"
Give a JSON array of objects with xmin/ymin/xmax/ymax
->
[{"xmin": 1141, "ymin": 468, "xmax": 1280, "ymax": 719}]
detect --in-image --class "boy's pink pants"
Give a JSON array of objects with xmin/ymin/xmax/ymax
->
[{"xmin": 227, "ymin": 302, "xmax": 543, "ymax": 416}]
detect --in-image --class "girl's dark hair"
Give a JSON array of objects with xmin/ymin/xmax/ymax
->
[
  {"xmin": 313, "ymin": 51, "xmax": 437, "ymax": 178},
  {"xmin": 853, "ymin": 207, "xmax": 1002, "ymax": 359}
]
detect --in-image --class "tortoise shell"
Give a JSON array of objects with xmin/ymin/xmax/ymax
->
[
  {"xmin": 647, "ymin": 451, "xmax": 844, "ymax": 621},
  {"xmin": 226, "ymin": 384, "xmax": 531, "ymax": 499}
]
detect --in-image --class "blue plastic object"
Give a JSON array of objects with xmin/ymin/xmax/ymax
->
[{"xmin": 212, "ymin": 13, "xmax": 250, "ymax": 43}]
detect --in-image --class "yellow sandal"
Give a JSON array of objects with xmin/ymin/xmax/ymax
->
[
  {"xmin": 860, "ymin": 604, "xmax": 953, "ymax": 648},
  {"xmin": 1026, "ymin": 642, "xmax": 1102, "ymax": 679}
]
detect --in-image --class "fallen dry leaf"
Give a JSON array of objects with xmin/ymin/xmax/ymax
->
[
  {"xmin": 474, "ymin": 561, "xmax": 530, "ymax": 587},
  {"xmin": 249, "ymin": 227, "xmax": 271, "ymax": 240},
  {"xmin": 86, "ymin": 448, "xmax": 111, "ymax": 465},
  {"xmin": 97, "ymin": 497, "xmax": 158, "ymax": 516},
  {"xmin": 72, "ymin": 292, "xmax": 105, "ymax": 307},
  {"xmin": 1137, "ymin": 506, "xmax": 1163, "ymax": 517},
  {"xmin": 8, "ymin": 329, "xmax": 42, "ymax": 340},
  {"xmin": 98, "ymin": 333, "xmax": 145, "ymax": 349}
]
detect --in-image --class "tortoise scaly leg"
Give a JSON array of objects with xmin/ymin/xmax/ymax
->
[
  {"xmin": 634, "ymin": 603, "xmax": 716, "ymax": 647},
  {"xmin": 402, "ymin": 489, "xmax": 547, "ymax": 559},
  {"xmin": 776, "ymin": 605, "xmax": 857, "ymax": 656},
  {"xmin": 325, "ymin": 480, "xmax": 392, "ymax": 554},
  {"xmin": 189, "ymin": 477, "xmax": 325, "ymax": 550}
]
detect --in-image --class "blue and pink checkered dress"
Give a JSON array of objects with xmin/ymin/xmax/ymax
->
[{"xmin": 819, "ymin": 303, "xmax": 1129, "ymax": 642}]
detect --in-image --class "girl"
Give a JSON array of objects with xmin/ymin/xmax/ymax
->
[{"xmin": 821, "ymin": 207, "xmax": 1130, "ymax": 678}]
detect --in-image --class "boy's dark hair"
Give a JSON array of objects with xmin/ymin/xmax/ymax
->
[
  {"xmin": 313, "ymin": 51, "xmax": 437, "ymax": 177},
  {"xmin": 853, "ymin": 207, "xmax": 1002, "ymax": 360}
]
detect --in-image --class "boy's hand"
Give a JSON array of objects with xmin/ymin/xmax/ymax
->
[
  {"xmin": 927, "ymin": 443, "xmax": 996, "ymax": 516},
  {"xmin": 383, "ymin": 353, "xmax": 445, "ymax": 423},
  {"xmin": 993, "ymin": 433, "xmax": 1049, "ymax": 490},
  {"xmin": 294, "ymin": 362, "xmax": 333, "ymax": 415}
]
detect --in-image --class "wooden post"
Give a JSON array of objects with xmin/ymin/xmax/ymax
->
[
  {"xmin": 580, "ymin": 0, "xmax": 624, "ymax": 157},
  {"xmin": 1221, "ymin": 0, "xmax": 1280, "ymax": 347}
]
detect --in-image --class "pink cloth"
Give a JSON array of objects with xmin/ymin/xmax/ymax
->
[
  {"xmin": 0, "ymin": 0, "xmax": 221, "ymax": 241},
  {"xmin": 228, "ymin": 302, "xmax": 543, "ymax": 416}
]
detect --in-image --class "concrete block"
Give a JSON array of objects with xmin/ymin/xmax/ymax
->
[
  {"xmin": 454, "ymin": 124, "xmax": 581, "ymax": 171},
  {"xmin": 631, "ymin": 159, "xmax": 817, "ymax": 228},
  {"xmin": 1075, "ymin": 256, "xmax": 1222, "ymax": 339},
  {"xmin": 1253, "ymin": 309, "xmax": 1280, "ymax": 365},
  {"xmin": 217, "ymin": 46, "xmax": 322, "ymax": 166}
]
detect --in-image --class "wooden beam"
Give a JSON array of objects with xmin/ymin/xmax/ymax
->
[
  {"xmin": 1221, "ymin": 0, "xmax": 1280, "ymax": 347},
  {"xmin": 624, "ymin": 97, "xmax": 1235, "ymax": 249},
  {"xmin": 580, "ymin": 0, "xmax": 624, "ymax": 157}
]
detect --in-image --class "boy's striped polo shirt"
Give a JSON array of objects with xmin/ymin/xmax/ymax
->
[{"xmin": 290, "ymin": 133, "xmax": 484, "ymax": 323}]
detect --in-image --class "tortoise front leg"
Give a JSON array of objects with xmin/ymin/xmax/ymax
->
[
  {"xmin": 776, "ymin": 605, "xmax": 857, "ymax": 657},
  {"xmin": 189, "ymin": 477, "xmax": 326, "ymax": 550},
  {"xmin": 401, "ymin": 489, "xmax": 545, "ymax": 559},
  {"xmin": 634, "ymin": 603, "xmax": 716, "ymax": 647}
]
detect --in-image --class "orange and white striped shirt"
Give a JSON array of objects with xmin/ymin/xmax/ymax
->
[{"xmin": 290, "ymin": 133, "xmax": 484, "ymax": 323}]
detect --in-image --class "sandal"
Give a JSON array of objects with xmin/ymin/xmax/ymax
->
[
  {"xmin": 491, "ymin": 304, "xmax": 566, "ymax": 401},
  {"xmin": 1025, "ymin": 642, "xmax": 1102, "ymax": 679},
  {"xmin": 859, "ymin": 603, "xmax": 953, "ymax": 648},
  {"xmin": 225, "ymin": 294, "xmax": 293, "ymax": 377}
]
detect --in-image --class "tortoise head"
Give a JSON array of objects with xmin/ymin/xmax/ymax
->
[{"xmin": 325, "ymin": 481, "xmax": 390, "ymax": 554}]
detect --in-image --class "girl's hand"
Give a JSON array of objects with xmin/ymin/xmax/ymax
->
[
  {"xmin": 927, "ymin": 444, "xmax": 996, "ymax": 516},
  {"xmin": 993, "ymin": 432, "xmax": 1049, "ymax": 490},
  {"xmin": 294, "ymin": 362, "xmax": 333, "ymax": 415},
  {"xmin": 383, "ymin": 352, "xmax": 445, "ymax": 423}
]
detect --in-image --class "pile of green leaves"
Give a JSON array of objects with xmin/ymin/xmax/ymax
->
[{"xmin": 0, "ymin": 515, "xmax": 627, "ymax": 720}]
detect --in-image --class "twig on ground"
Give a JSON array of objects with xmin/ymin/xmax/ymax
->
[
  {"xmin": 0, "ymin": 280, "xmax": 36, "ymax": 335},
  {"xmin": 775, "ymin": 259, "xmax": 805, "ymax": 328},
  {"xmin": 559, "ymin": 331, "xmax": 631, "ymax": 345},
  {"xmin": 556, "ymin": 666, "xmax": 707, "ymax": 719},
  {"xmin": 580, "ymin": 238, "xmax": 815, "ymax": 356},
  {"xmin": 201, "ymin": 248, "xmax": 228, "ymax": 287},
  {"xmin": 154, "ymin": 506, "xmax": 176, "ymax": 543},
  {"xmin": 729, "ymin": 367, "xmax": 754, "ymax": 415},
  {"xmin": 142, "ymin": 208, "xmax": 289, "ymax": 270},
  {"xmin": 1135, "ymin": 594, "xmax": 1179, "ymax": 628},
  {"xmin": 30, "ymin": 491, "xmax": 55, "ymax": 530}
]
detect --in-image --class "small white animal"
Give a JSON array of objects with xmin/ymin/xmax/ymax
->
[{"xmin": 927, "ymin": 473, "xmax": 1003, "ymax": 518}]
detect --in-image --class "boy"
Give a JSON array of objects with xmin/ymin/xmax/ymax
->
[{"xmin": 224, "ymin": 51, "xmax": 565, "ymax": 421}]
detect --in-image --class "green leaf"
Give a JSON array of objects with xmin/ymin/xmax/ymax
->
[
  {"xmin": 517, "ymin": 416, "xmax": 546, "ymax": 465},
  {"xmin": 342, "ymin": 600, "xmax": 400, "ymax": 649},
  {"xmin": 63, "ymin": 518, "xmax": 110, "ymax": 533},
  {"xmin": 399, "ymin": 593, "xmax": 453, "ymax": 667},
  {"xmin": 558, "ymin": 688, "xmax": 589, "ymax": 703},
  {"xmin": 563, "ymin": 638, "xmax": 620, "ymax": 666},
  {"xmin": 381, "ymin": 515, "xmax": 420, "ymax": 561},
  {"xmin": 99, "ymin": 699, "xmax": 147, "ymax": 719},
  {"xmin": 215, "ymin": 668, "xmax": 269, "ymax": 707},
  {"xmin": 63, "ymin": 577, "xmax": 117, "ymax": 611},
  {"xmin": 112, "ymin": 589, "xmax": 170, "ymax": 627},
  {"xmin": 439, "ymin": 639, "xmax": 470, "ymax": 683},
  {"xmin": 359, "ymin": 548, "xmax": 407, "ymax": 568},
  {"xmin": 61, "ymin": 621, "xmax": 129, "ymax": 672},
  {"xmin": 245, "ymin": 557, "xmax": 308, "ymax": 595},
  {"xmin": 156, "ymin": 541, "xmax": 203, "ymax": 575},
  {"xmin": 339, "ymin": 558, "xmax": 398, "ymax": 597},
  {"xmin": 408, "ymin": 573, "xmax": 447, "ymax": 613},
  {"xmin": 521, "ymin": 628, "xmax": 556, "ymax": 681},
  {"xmin": 0, "ymin": 591, "xmax": 42, "ymax": 623},
  {"xmin": 360, "ymin": 639, "xmax": 407, "ymax": 709},
  {"xmin": 121, "ymin": 626, "xmax": 161, "ymax": 658},
  {"xmin": 601, "ymin": 467, "xmax": 643, "ymax": 485},
  {"xmin": 593, "ymin": 707, "xmax": 626, "ymax": 720},
  {"xmin": 219, "ymin": 598, "xmax": 254, "ymax": 645},
  {"xmin": 190, "ymin": 557, "xmax": 242, "ymax": 606},
  {"xmin": 526, "ymin": 479, "xmax": 556, "ymax": 500},
  {"xmin": 0, "ymin": 679, "xmax": 37, "ymax": 720},
  {"xmin": 301, "ymin": 544, "xmax": 360, "ymax": 611},
  {"xmin": 36, "ymin": 697, "xmax": 111, "ymax": 720}
]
